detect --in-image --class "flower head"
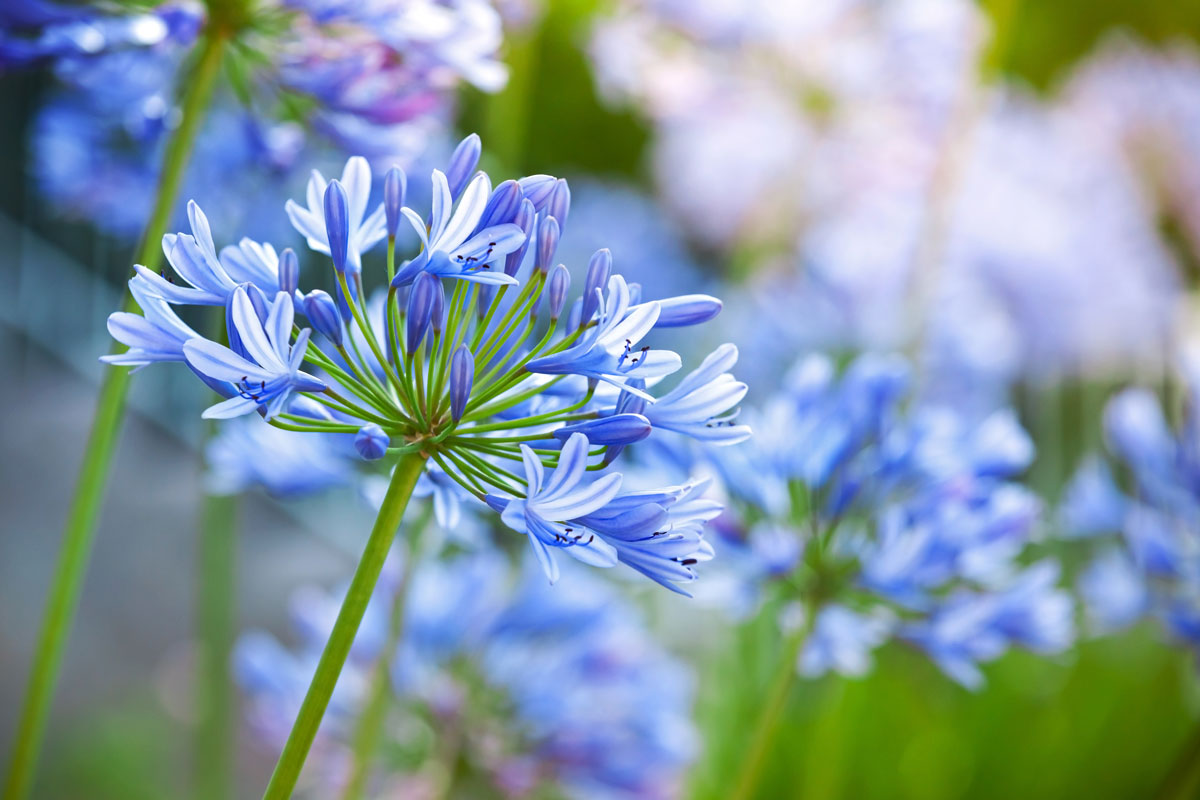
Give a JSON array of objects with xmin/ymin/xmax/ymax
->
[{"xmin": 104, "ymin": 134, "xmax": 744, "ymax": 592}]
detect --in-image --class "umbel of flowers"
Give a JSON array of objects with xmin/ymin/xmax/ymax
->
[
  {"xmin": 711, "ymin": 353, "xmax": 1074, "ymax": 687},
  {"xmin": 103, "ymin": 133, "xmax": 746, "ymax": 794}
]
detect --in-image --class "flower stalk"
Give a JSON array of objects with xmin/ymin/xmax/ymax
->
[
  {"xmin": 262, "ymin": 453, "xmax": 427, "ymax": 800},
  {"xmin": 2, "ymin": 28, "xmax": 229, "ymax": 800}
]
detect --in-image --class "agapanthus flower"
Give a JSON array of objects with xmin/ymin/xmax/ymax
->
[
  {"xmin": 236, "ymin": 551, "xmax": 697, "ymax": 798},
  {"xmin": 1060, "ymin": 355, "xmax": 1200, "ymax": 648},
  {"xmin": 702, "ymin": 352, "xmax": 1072, "ymax": 688},
  {"xmin": 103, "ymin": 134, "xmax": 744, "ymax": 592}
]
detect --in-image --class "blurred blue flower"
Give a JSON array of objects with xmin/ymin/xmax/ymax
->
[
  {"xmin": 236, "ymin": 552, "xmax": 697, "ymax": 798},
  {"xmin": 1061, "ymin": 360, "xmax": 1200, "ymax": 647},
  {"xmin": 701, "ymin": 351, "xmax": 1073, "ymax": 688}
]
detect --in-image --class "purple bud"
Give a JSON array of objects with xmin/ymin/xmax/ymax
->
[
  {"xmin": 278, "ymin": 248, "xmax": 299, "ymax": 296},
  {"xmin": 302, "ymin": 289, "xmax": 343, "ymax": 346},
  {"xmin": 535, "ymin": 215, "xmax": 559, "ymax": 274},
  {"xmin": 445, "ymin": 133, "xmax": 482, "ymax": 200},
  {"xmin": 449, "ymin": 345, "xmax": 475, "ymax": 423},
  {"xmin": 548, "ymin": 178, "xmax": 571, "ymax": 232},
  {"xmin": 474, "ymin": 180, "xmax": 523, "ymax": 233},
  {"xmin": 553, "ymin": 414, "xmax": 651, "ymax": 446},
  {"xmin": 324, "ymin": 179, "xmax": 350, "ymax": 274},
  {"xmin": 406, "ymin": 273, "xmax": 438, "ymax": 355},
  {"xmin": 430, "ymin": 277, "xmax": 446, "ymax": 334},
  {"xmin": 654, "ymin": 294, "xmax": 724, "ymax": 328},
  {"xmin": 580, "ymin": 249, "xmax": 612, "ymax": 325},
  {"xmin": 384, "ymin": 165, "xmax": 406, "ymax": 239},
  {"xmin": 628, "ymin": 282, "xmax": 643, "ymax": 306},
  {"xmin": 604, "ymin": 381, "xmax": 648, "ymax": 464},
  {"xmin": 517, "ymin": 174, "xmax": 556, "ymax": 209},
  {"xmin": 355, "ymin": 423, "xmax": 389, "ymax": 460},
  {"xmin": 566, "ymin": 297, "xmax": 583, "ymax": 331},
  {"xmin": 478, "ymin": 283, "xmax": 496, "ymax": 320},
  {"xmin": 504, "ymin": 199, "xmax": 536, "ymax": 277},
  {"xmin": 546, "ymin": 264, "xmax": 570, "ymax": 320}
]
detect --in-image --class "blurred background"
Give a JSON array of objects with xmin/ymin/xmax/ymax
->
[{"xmin": 2, "ymin": 0, "xmax": 1200, "ymax": 797}]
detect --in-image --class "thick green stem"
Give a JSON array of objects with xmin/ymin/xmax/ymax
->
[
  {"xmin": 339, "ymin": 505, "xmax": 434, "ymax": 800},
  {"xmin": 195, "ymin": 491, "xmax": 238, "ymax": 800},
  {"xmin": 728, "ymin": 621, "xmax": 810, "ymax": 800},
  {"xmin": 261, "ymin": 454, "xmax": 427, "ymax": 800},
  {"xmin": 2, "ymin": 29, "xmax": 228, "ymax": 800},
  {"xmin": 1154, "ymin": 720, "xmax": 1200, "ymax": 800}
]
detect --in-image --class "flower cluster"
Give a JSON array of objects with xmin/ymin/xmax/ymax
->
[
  {"xmin": 1061, "ymin": 357, "xmax": 1200, "ymax": 646},
  {"xmin": 706, "ymin": 353, "xmax": 1073, "ymax": 688},
  {"xmin": 237, "ymin": 551, "xmax": 698, "ymax": 798},
  {"xmin": 6, "ymin": 0, "xmax": 507, "ymax": 237},
  {"xmin": 103, "ymin": 134, "xmax": 745, "ymax": 593}
]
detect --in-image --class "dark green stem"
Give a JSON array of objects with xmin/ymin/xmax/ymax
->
[
  {"xmin": 261, "ymin": 454, "xmax": 427, "ymax": 800},
  {"xmin": 2, "ymin": 28, "xmax": 229, "ymax": 800},
  {"xmin": 339, "ymin": 505, "xmax": 434, "ymax": 800},
  {"xmin": 195, "ymin": 492, "xmax": 238, "ymax": 800}
]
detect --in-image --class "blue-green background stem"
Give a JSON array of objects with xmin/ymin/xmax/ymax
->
[{"xmin": 2, "ymin": 28, "xmax": 229, "ymax": 800}]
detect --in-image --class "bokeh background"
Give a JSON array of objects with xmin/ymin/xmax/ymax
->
[{"xmin": 3, "ymin": 0, "xmax": 1200, "ymax": 797}]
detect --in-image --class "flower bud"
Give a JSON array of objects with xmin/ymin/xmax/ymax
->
[
  {"xmin": 534, "ymin": 215, "xmax": 559, "ymax": 274},
  {"xmin": 504, "ymin": 198, "xmax": 536, "ymax": 277},
  {"xmin": 475, "ymin": 180, "xmax": 523, "ymax": 232},
  {"xmin": 449, "ymin": 345, "xmax": 475, "ymax": 423},
  {"xmin": 384, "ymin": 165, "xmax": 406, "ymax": 239},
  {"xmin": 445, "ymin": 133, "xmax": 482, "ymax": 200},
  {"xmin": 302, "ymin": 289, "xmax": 343, "ymax": 347},
  {"xmin": 566, "ymin": 297, "xmax": 583, "ymax": 331},
  {"xmin": 546, "ymin": 264, "xmax": 570, "ymax": 321},
  {"xmin": 517, "ymin": 174, "xmax": 556, "ymax": 209},
  {"xmin": 553, "ymin": 414, "xmax": 651, "ymax": 446},
  {"xmin": 355, "ymin": 423, "xmax": 389, "ymax": 461},
  {"xmin": 548, "ymin": 178, "xmax": 571, "ymax": 232},
  {"xmin": 580, "ymin": 249, "xmax": 612, "ymax": 325},
  {"xmin": 430, "ymin": 276, "xmax": 447, "ymax": 334},
  {"xmin": 406, "ymin": 272, "xmax": 438, "ymax": 355},
  {"xmin": 278, "ymin": 248, "xmax": 299, "ymax": 296},
  {"xmin": 323, "ymin": 179, "xmax": 350, "ymax": 274},
  {"xmin": 654, "ymin": 294, "xmax": 723, "ymax": 328},
  {"xmin": 477, "ymin": 283, "xmax": 495, "ymax": 320}
]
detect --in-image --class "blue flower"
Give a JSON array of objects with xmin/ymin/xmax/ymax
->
[
  {"xmin": 392, "ymin": 166, "xmax": 527, "ymax": 286},
  {"xmin": 235, "ymin": 551, "xmax": 698, "ymax": 797},
  {"xmin": 184, "ymin": 287, "xmax": 326, "ymax": 419},
  {"xmin": 798, "ymin": 605, "xmax": 892, "ymax": 678},
  {"xmin": 527, "ymin": 275, "xmax": 681, "ymax": 396},
  {"xmin": 286, "ymin": 156, "xmax": 386, "ymax": 275},
  {"xmin": 638, "ymin": 343, "xmax": 750, "ymax": 444},
  {"xmin": 489, "ymin": 433, "xmax": 623, "ymax": 582},
  {"xmin": 207, "ymin": 417, "xmax": 354, "ymax": 497},
  {"xmin": 101, "ymin": 275, "xmax": 202, "ymax": 368}
]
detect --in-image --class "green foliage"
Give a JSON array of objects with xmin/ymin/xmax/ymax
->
[{"xmin": 979, "ymin": 0, "xmax": 1200, "ymax": 89}]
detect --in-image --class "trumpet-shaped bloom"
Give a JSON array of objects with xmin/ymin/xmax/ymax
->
[
  {"xmin": 286, "ymin": 156, "xmax": 386, "ymax": 275},
  {"xmin": 527, "ymin": 275, "xmax": 680, "ymax": 395},
  {"xmin": 641, "ymin": 343, "xmax": 750, "ymax": 444},
  {"xmin": 184, "ymin": 288, "xmax": 325, "ymax": 420},
  {"xmin": 490, "ymin": 434, "xmax": 623, "ymax": 582},
  {"xmin": 393, "ymin": 169, "xmax": 526, "ymax": 286},
  {"xmin": 102, "ymin": 276, "xmax": 202, "ymax": 368}
]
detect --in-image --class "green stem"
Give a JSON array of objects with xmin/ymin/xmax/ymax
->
[
  {"xmin": 1154, "ymin": 720, "xmax": 1200, "ymax": 800},
  {"xmin": 339, "ymin": 505, "xmax": 434, "ymax": 800},
  {"xmin": 261, "ymin": 454, "xmax": 427, "ymax": 800},
  {"xmin": 728, "ymin": 621, "xmax": 810, "ymax": 800},
  {"xmin": 195, "ymin": 492, "xmax": 238, "ymax": 800},
  {"xmin": 2, "ymin": 29, "xmax": 229, "ymax": 800}
]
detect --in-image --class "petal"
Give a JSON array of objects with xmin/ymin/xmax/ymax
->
[
  {"xmin": 340, "ymin": 156, "xmax": 372, "ymax": 229},
  {"xmin": 563, "ymin": 533, "xmax": 618, "ymax": 567},
  {"xmin": 527, "ymin": 531, "xmax": 560, "ymax": 584},
  {"xmin": 519, "ymin": 444, "xmax": 544, "ymax": 495},
  {"xmin": 435, "ymin": 172, "xmax": 490, "ymax": 252},
  {"xmin": 184, "ymin": 338, "xmax": 273, "ymax": 383},
  {"xmin": 264, "ymin": 292, "xmax": 295, "ymax": 357},
  {"xmin": 232, "ymin": 289, "xmax": 286, "ymax": 371},
  {"xmin": 202, "ymin": 395, "xmax": 261, "ymax": 419},
  {"xmin": 535, "ymin": 472, "xmax": 623, "ymax": 520},
  {"xmin": 540, "ymin": 432, "xmax": 589, "ymax": 503},
  {"xmin": 429, "ymin": 169, "xmax": 452, "ymax": 243}
]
